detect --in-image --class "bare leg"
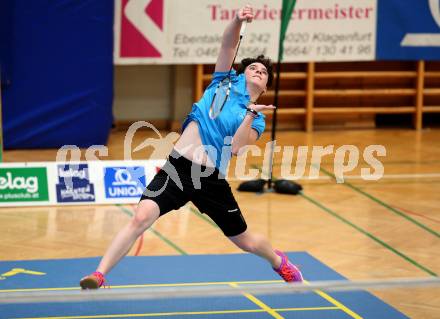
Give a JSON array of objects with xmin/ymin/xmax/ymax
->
[
  {"xmin": 228, "ymin": 230, "xmax": 282, "ymax": 268},
  {"xmin": 96, "ymin": 200, "xmax": 160, "ymax": 275}
]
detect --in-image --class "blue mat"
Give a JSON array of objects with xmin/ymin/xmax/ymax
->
[{"xmin": 0, "ymin": 252, "xmax": 408, "ymax": 319}]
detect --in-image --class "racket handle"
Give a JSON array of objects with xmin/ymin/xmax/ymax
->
[{"xmin": 240, "ymin": 21, "xmax": 247, "ymax": 38}]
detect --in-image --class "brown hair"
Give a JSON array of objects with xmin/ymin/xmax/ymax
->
[{"xmin": 236, "ymin": 55, "xmax": 274, "ymax": 87}]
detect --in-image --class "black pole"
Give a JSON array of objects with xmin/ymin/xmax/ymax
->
[
  {"xmin": 267, "ymin": 60, "xmax": 282, "ymax": 189},
  {"xmin": 238, "ymin": 1, "xmax": 303, "ymax": 195}
]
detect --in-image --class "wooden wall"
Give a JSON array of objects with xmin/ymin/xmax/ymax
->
[{"xmin": 194, "ymin": 61, "xmax": 440, "ymax": 131}]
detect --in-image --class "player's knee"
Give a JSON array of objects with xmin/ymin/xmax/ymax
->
[
  {"xmin": 239, "ymin": 241, "xmax": 255, "ymax": 253},
  {"xmin": 244, "ymin": 234, "xmax": 267, "ymax": 253},
  {"xmin": 131, "ymin": 202, "xmax": 159, "ymax": 230},
  {"xmin": 237, "ymin": 237, "xmax": 259, "ymax": 253}
]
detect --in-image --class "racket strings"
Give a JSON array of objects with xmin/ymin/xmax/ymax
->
[{"xmin": 209, "ymin": 80, "xmax": 231, "ymax": 119}]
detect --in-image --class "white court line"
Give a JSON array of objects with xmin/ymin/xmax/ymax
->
[
  {"xmin": 345, "ymin": 173, "xmax": 440, "ymax": 180},
  {"xmin": 228, "ymin": 173, "xmax": 440, "ymax": 182}
]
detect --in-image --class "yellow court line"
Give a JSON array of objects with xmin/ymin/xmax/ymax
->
[
  {"xmin": 1, "ymin": 268, "xmax": 46, "ymax": 277},
  {"xmin": 304, "ymin": 280, "xmax": 364, "ymax": 319},
  {"xmin": 3, "ymin": 279, "xmax": 363, "ymax": 319},
  {"xmin": 229, "ymin": 282, "xmax": 284, "ymax": 319},
  {"xmin": 13, "ymin": 307, "xmax": 340, "ymax": 319},
  {"xmin": 0, "ymin": 280, "xmax": 282, "ymax": 293}
]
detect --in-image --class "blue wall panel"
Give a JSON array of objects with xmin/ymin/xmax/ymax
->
[
  {"xmin": 377, "ymin": 0, "xmax": 440, "ymax": 60},
  {"xmin": 0, "ymin": 0, "xmax": 114, "ymax": 149}
]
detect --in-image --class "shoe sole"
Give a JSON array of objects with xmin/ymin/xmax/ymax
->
[{"xmin": 80, "ymin": 277, "xmax": 100, "ymax": 290}]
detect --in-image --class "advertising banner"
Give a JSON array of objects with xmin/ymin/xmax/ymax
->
[
  {"xmin": 376, "ymin": 0, "xmax": 440, "ymax": 60},
  {"xmin": 0, "ymin": 167, "xmax": 49, "ymax": 202},
  {"xmin": 0, "ymin": 160, "xmax": 164, "ymax": 207},
  {"xmin": 56, "ymin": 164, "xmax": 96, "ymax": 203},
  {"xmin": 115, "ymin": 0, "xmax": 440, "ymax": 64},
  {"xmin": 104, "ymin": 166, "xmax": 146, "ymax": 199},
  {"xmin": 115, "ymin": 0, "xmax": 377, "ymax": 64}
]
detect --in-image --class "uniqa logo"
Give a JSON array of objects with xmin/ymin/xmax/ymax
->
[
  {"xmin": 113, "ymin": 169, "xmax": 137, "ymax": 186},
  {"xmin": 0, "ymin": 173, "xmax": 38, "ymax": 193},
  {"xmin": 107, "ymin": 167, "xmax": 145, "ymax": 197}
]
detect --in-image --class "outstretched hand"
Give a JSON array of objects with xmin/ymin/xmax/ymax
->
[
  {"xmin": 236, "ymin": 5, "xmax": 254, "ymax": 22},
  {"xmin": 249, "ymin": 104, "xmax": 276, "ymax": 112}
]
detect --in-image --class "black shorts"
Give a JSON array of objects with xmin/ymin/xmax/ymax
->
[{"xmin": 139, "ymin": 150, "xmax": 247, "ymax": 237}]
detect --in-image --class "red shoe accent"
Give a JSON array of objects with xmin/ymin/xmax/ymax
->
[
  {"xmin": 273, "ymin": 250, "xmax": 303, "ymax": 283},
  {"xmin": 79, "ymin": 271, "xmax": 106, "ymax": 289}
]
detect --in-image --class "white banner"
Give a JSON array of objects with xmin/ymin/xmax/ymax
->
[
  {"xmin": 0, "ymin": 160, "xmax": 165, "ymax": 207},
  {"xmin": 114, "ymin": 0, "xmax": 377, "ymax": 64}
]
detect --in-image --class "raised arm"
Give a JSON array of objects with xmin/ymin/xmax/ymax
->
[{"xmin": 214, "ymin": 5, "xmax": 253, "ymax": 72}]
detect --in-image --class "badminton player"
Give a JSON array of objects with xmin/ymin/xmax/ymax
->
[{"xmin": 80, "ymin": 4, "xmax": 303, "ymax": 289}]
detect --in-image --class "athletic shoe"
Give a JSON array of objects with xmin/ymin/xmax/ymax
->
[
  {"xmin": 273, "ymin": 250, "xmax": 303, "ymax": 282},
  {"xmin": 79, "ymin": 271, "xmax": 106, "ymax": 289}
]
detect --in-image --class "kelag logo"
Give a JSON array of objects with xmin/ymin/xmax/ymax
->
[
  {"xmin": 56, "ymin": 164, "xmax": 95, "ymax": 202},
  {"xmin": 104, "ymin": 166, "xmax": 146, "ymax": 198},
  {"xmin": 0, "ymin": 168, "xmax": 48, "ymax": 202},
  {"xmin": 377, "ymin": 0, "xmax": 440, "ymax": 60}
]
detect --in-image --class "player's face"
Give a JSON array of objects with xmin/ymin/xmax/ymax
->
[{"xmin": 245, "ymin": 62, "xmax": 269, "ymax": 91}]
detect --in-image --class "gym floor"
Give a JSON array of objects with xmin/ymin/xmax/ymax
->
[{"xmin": 1, "ymin": 129, "xmax": 439, "ymax": 318}]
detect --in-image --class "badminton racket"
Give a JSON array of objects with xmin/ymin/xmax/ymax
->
[{"xmin": 209, "ymin": 21, "xmax": 248, "ymax": 119}]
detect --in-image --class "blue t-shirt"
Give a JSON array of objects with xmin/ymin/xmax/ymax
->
[{"xmin": 182, "ymin": 70, "xmax": 266, "ymax": 175}]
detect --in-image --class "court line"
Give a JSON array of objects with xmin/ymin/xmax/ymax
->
[
  {"xmin": 243, "ymin": 162, "xmax": 438, "ymax": 181},
  {"xmin": 269, "ymin": 160, "xmax": 440, "ymax": 166},
  {"xmin": 118, "ymin": 205, "xmax": 292, "ymax": 319},
  {"xmin": 346, "ymin": 173, "xmax": 440, "ymax": 179},
  {"xmin": 181, "ymin": 203, "xmax": 364, "ymax": 319},
  {"xmin": 229, "ymin": 282, "xmax": 284, "ymax": 319},
  {"xmin": 355, "ymin": 180, "xmax": 440, "ymax": 186},
  {"xmin": 300, "ymin": 192, "xmax": 438, "ymax": 277},
  {"xmin": 118, "ymin": 208, "xmax": 362, "ymax": 319},
  {"xmin": 117, "ymin": 205, "xmax": 346, "ymax": 319},
  {"xmin": 392, "ymin": 205, "xmax": 440, "ymax": 224},
  {"xmin": 116, "ymin": 193, "xmax": 433, "ymax": 318},
  {"xmin": 238, "ymin": 280, "xmax": 363, "ymax": 319},
  {"xmin": 185, "ymin": 205, "xmax": 219, "ymax": 229},
  {"xmin": 116, "ymin": 205, "xmax": 188, "ymax": 255},
  {"xmin": 11, "ymin": 306, "xmax": 340, "ymax": 319},
  {"xmin": 233, "ymin": 163, "xmax": 437, "ymax": 274},
  {"xmin": 318, "ymin": 167, "xmax": 440, "ymax": 239},
  {"xmin": 228, "ymin": 173, "xmax": 440, "ymax": 182},
  {"xmin": 307, "ymin": 280, "xmax": 362, "ymax": 319}
]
